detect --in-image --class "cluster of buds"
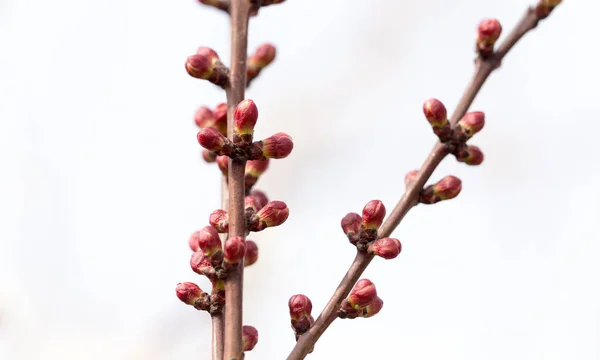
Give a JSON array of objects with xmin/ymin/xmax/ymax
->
[
  {"xmin": 476, "ymin": 19, "xmax": 502, "ymax": 58},
  {"xmin": 535, "ymin": 0, "xmax": 562, "ymax": 19},
  {"xmin": 339, "ymin": 279, "xmax": 384, "ymax": 319},
  {"xmin": 196, "ymin": 100, "xmax": 294, "ymax": 162},
  {"xmin": 341, "ymin": 200, "xmax": 402, "ymax": 259},
  {"xmin": 289, "ymin": 294, "xmax": 314, "ymax": 339},
  {"xmin": 247, "ymin": 43, "xmax": 276, "ymax": 87},
  {"xmin": 185, "ymin": 47, "xmax": 229, "ymax": 88},
  {"xmin": 196, "ymin": 103, "xmax": 228, "ymax": 163}
]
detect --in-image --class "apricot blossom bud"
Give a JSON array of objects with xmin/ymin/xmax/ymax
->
[
  {"xmin": 209, "ymin": 209, "xmax": 229, "ymax": 233},
  {"xmin": 361, "ymin": 200, "xmax": 386, "ymax": 230},
  {"xmin": 361, "ymin": 296, "xmax": 384, "ymax": 318},
  {"xmin": 224, "ymin": 236, "xmax": 246, "ymax": 265},
  {"xmin": 454, "ymin": 144, "xmax": 484, "ymax": 166},
  {"xmin": 216, "ymin": 155, "xmax": 229, "ymax": 176},
  {"xmin": 289, "ymin": 294, "xmax": 313, "ymax": 320},
  {"xmin": 244, "ymin": 240, "xmax": 258, "ymax": 267},
  {"xmin": 245, "ymin": 196, "xmax": 263, "ymax": 213},
  {"xmin": 212, "ymin": 103, "xmax": 228, "ymax": 135},
  {"xmin": 242, "ymin": 325, "xmax": 259, "ymax": 351},
  {"xmin": 455, "ymin": 111, "xmax": 485, "ymax": 140},
  {"xmin": 250, "ymin": 190, "xmax": 269, "ymax": 208},
  {"xmin": 185, "ymin": 48, "xmax": 228, "ymax": 87},
  {"xmin": 477, "ymin": 19, "xmax": 502, "ymax": 57},
  {"xmin": 194, "ymin": 106, "xmax": 214, "ymax": 128},
  {"xmin": 190, "ymin": 251, "xmax": 216, "ymax": 278},
  {"xmin": 348, "ymin": 279, "xmax": 377, "ymax": 310},
  {"xmin": 420, "ymin": 175, "xmax": 463, "ymax": 204},
  {"xmin": 249, "ymin": 201, "xmax": 289, "ymax": 231},
  {"xmin": 260, "ymin": 132, "xmax": 294, "ymax": 159},
  {"xmin": 341, "ymin": 212, "xmax": 362, "ymax": 244},
  {"xmin": 234, "ymin": 99, "xmax": 259, "ymax": 140},
  {"xmin": 176, "ymin": 282, "xmax": 208, "ymax": 307},
  {"xmin": 423, "ymin": 98, "xmax": 448, "ymax": 128},
  {"xmin": 202, "ymin": 149, "xmax": 217, "ymax": 163},
  {"xmin": 247, "ymin": 43, "xmax": 276, "ymax": 84},
  {"xmin": 192, "ymin": 226, "xmax": 223, "ymax": 256},
  {"xmin": 245, "ymin": 159, "xmax": 270, "ymax": 188},
  {"xmin": 197, "ymin": 128, "xmax": 233, "ymax": 155},
  {"xmin": 368, "ymin": 237, "xmax": 402, "ymax": 260}
]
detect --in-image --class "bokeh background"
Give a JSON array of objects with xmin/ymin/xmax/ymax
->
[{"xmin": 1, "ymin": 0, "xmax": 599, "ymax": 359}]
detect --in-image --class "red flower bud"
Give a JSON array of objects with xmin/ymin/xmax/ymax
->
[
  {"xmin": 423, "ymin": 98, "xmax": 448, "ymax": 128},
  {"xmin": 341, "ymin": 212, "xmax": 362, "ymax": 243},
  {"xmin": 190, "ymin": 251, "xmax": 216, "ymax": 278},
  {"xmin": 454, "ymin": 145, "xmax": 484, "ymax": 166},
  {"xmin": 197, "ymin": 128, "xmax": 232, "ymax": 155},
  {"xmin": 260, "ymin": 132, "xmax": 293, "ymax": 159},
  {"xmin": 245, "ymin": 195, "xmax": 263, "ymax": 212},
  {"xmin": 224, "ymin": 236, "xmax": 246, "ymax": 265},
  {"xmin": 185, "ymin": 48, "xmax": 227, "ymax": 86},
  {"xmin": 361, "ymin": 296, "xmax": 383, "ymax": 318},
  {"xmin": 192, "ymin": 226, "xmax": 223, "ymax": 256},
  {"xmin": 244, "ymin": 240, "xmax": 258, "ymax": 267},
  {"xmin": 176, "ymin": 282, "xmax": 205, "ymax": 306},
  {"xmin": 247, "ymin": 43, "xmax": 277, "ymax": 84},
  {"xmin": 348, "ymin": 279, "xmax": 377, "ymax": 310},
  {"xmin": 420, "ymin": 176, "xmax": 463, "ymax": 204},
  {"xmin": 368, "ymin": 238, "xmax": 402, "ymax": 260},
  {"xmin": 250, "ymin": 201, "xmax": 289, "ymax": 231},
  {"xmin": 361, "ymin": 200, "xmax": 386, "ymax": 230},
  {"xmin": 242, "ymin": 325, "xmax": 259, "ymax": 352},
  {"xmin": 213, "ymin": 103, "xmax": 228, "ymax": 135},
  {"xmin": 234, "ymin": 99, "xmax": 259, "ymax": 136},
  {"xmin": 404, "ymin": 170, "xmax": 419, "ymax": 187},
  {"xmin": 209, "ymin": 209, "xmax": 229, "ymax": 233},
  {"xmin": 477, "ymin": 19, "xmax": 502, "ymax": 57},
  {"xmin": 194, "ymin": 106, "xmax": 215, "ymax": 128},
  {"xmin": 216, "ymin": 155, "xmax": 229, "ymax": 177},
  {"xmin": 456, "ymin": 111, "xmax": 485, "ymax": 140},
  {"xmin": 250, "ymin": 190, "xmax": 269, "ymax": 208},
  {"xmin": 245, "ymin": 159, "xmax": 270, "ymax": 188},
  {"xmin": 202, "ymin": 149, "xmax": 217, "ymax": 163},
  {"xmin": 289, "ymin": 294, "xmax": 313, "ymax": 320}
]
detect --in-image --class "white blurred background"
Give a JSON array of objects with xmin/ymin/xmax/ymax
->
[{"xmin": 1, "ymin": 0, "xmax": 599, "ymax": 359}]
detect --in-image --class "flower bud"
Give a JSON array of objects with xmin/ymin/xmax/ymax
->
[
  {"xmin": 197, "ymin": 128, "xmax": 233, "ymax": 155},
  {"xmin": 190, "ymin": 251, "xmax": 216, "ymax": 278},
  {"xmin": 477, "ymin": 19, "xmax": 502, "ymax": 57},
  {"xmin": 202, "ymin": 149, "xmax": 217, "ymax": 163},
  {"xmin": 361, "ymin": 200, "xmax": 386, "ymax": 230},
  {"xmin": 216, "ymin": 155, "xmax": 229, "ymax": 177},
  {"xmin": 247, "ymin": 43, "xmax": 277, "ymax": 84},
  {"xmin": 361, "ymin": 296, "xmax": 383, "ymax": 318},
  {"xmin": 454, "ymin": 144, "xmax": 484, "ymax": 166},
  {"xmin": 455, "ymin": 111, "xmax": 485, "ymax": 140},
  {"xmin": 176, "ymin": 282, "xmax": 206, "ymax": 306},
  {"xmin": 249, "ymin": 201, "xmax": 289, "ymax": 231},
  {"xmin": 192, "ymin": 226, "xmax": 223, "ymax": 256},
  {"xmin": 368, "ymin": 237, "xmax": 402, "ymax": 259},
  {"xmin": 250, "ymin": 190, "xmax": 269, "ymax": 207},
  {"xmin": 242, "ymin": 325, "xmax": 259, "ymax": 351},
  {"xmin": 341, "ymin": 212, "xmax": 362, "ymax": 244},
  {"xmin": 209, "ymin": 209, "xmax": 229, "ymax": 233},
  {"xmin": 420, "ymin": 175, "xmax": 463, "ymax": 204},
  {"xmin": 288, "ymin": 294, "xmax": 313, "ymax": 320},
  {"xmin": 245, "ymin": 159, "xmax": 270, "ymax": 188},
  {"xmin": 213, "ymin": 103, "xmax": 228, "ymax": 135},
  {"xmin": 234, "ymin": 99, "xmax": 259, "ymax": 143},
  {"xmin": 194, "ymin": 106, "xmax": 215, "ymax": 128},
  {"xmin": 186, "ymin": 48, "xmax": 228, "ymax": 86},
  {"xmin": 423, "ymin": 98, "xmax": 448, "ymax": 128},
  {"xmin": 244, "ymin": 240, "xmax": 258, "ymax": 267},
  {"xmin": 260, "ymin": 132, "xmax": 294, "ymax": 159},
  {"xmin": 245, "ymin": 195, "xmax": 263, "ymax": 212},
  {"xmin": 224, "ymin": 236, "xmax": 246, "ymax": 265},
  {"xmin": 404, "ymin": 170, "xmax": 419, "ymax": 187},
  {"xmin": 348, "ymin": 279, "xmax": 377, "ymax": 310}
]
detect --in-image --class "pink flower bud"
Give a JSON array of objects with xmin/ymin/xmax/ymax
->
[
  {"xmin": 423, "ymin": 98, "xmax": 448, "ymax": 128},
  {"xmin": 250, "ymin": 43, "xmax": 276, "ymax": 69},
  {"xmin": 224, "ymin": 236, "xmax": 246, "ymax": 265},
  {"xmin": 404, "ymin": 170, "xmax": 419, "ymax": 187},
  {"xmin": 216, "ymin": 155, "xmax": 229, "ymax": 177},
  {"xmin": 260, "ymin": 132, "xmax": 294, "ymax": 159},
  {"xmin": 289, "ymin": 294, "xmax": 313, "ymax": 334},
  {"xmin": 197, "ymin": 128, "xmax": 232, "ymax": 155},
  {"xmin": 368, "ymin": 238, "xmax": 402, "ymax": 260},
  {"xmin": 190, "ymin": 251, "xmax": 216, "ymax": 278},
  {"xmin": 202, "ymin": 149, "xmax": 217, "ymax": 163},
  {"xmin": 420, "ymin": 176, "xmax": 463, "ymax": 204},
  {"xmin": 234, "ymin": 99, "xmax": 259, "ymax": 136},
  {"xmin": 477, "ymin": 19, "xmax": 502, "ymax": 56},
  {"xmin": 455, "ymin": 145, "xmax": 484, "ymax": 166},
  {"xmin": 194, "ymin": 106, "xmax": 215, "ymax": 128},
  {"xmin": 192, "ymin": 226, "xmax": 223, "ymax": 256},
  {"xmin": 245, "ymin": 159, "xmax": 269, "ymax": 178},
  {"xmin": 250, "ymin": 201, "xmax": 289, "ymax": 231},
  {"xmin": 250, "ymin": 190, "xmax": 269, "ymax": 208},
  {"xmin": 185, "ymin": 48, "xmax": 227, "ymax": 86},
  {"xmin": 361, "ymin": 296, "xmax": 383, "ymax": 318},
  {"xmin": 213, "ymin": 103, "xmax": 228, "ymax": 135},
  {"xmin": 245, "ymin": 195, "xmax": 263, "ymax": 212},
  {"xmin": 456, "ymin": 111, "xmax": 485, "ymax": 140},
  {"xmin": 341, "ymin": 212, "xmax": 362, "ymax": 244},
  {"xmin": 361, "ymin": 200, "xmax": 386, "ymax": 230},
  {"xmin": 242, "ymin": 325, "xmax": 259, "ymax": 351},
  {"xmin": 209, "ymin": 209, "xmax": 229, "ymax": 233},
  {"xmin": 176, "ymin": 282, "xmax": 204, "ymax": 305},
  {"xmin": 244, "ymin": 240, "xmax": 258, "ymax": 267},
  {"xmin": 348, "ymin": 279, "xmax": 377, "ymax": 310}
]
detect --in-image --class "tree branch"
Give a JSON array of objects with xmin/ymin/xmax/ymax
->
[
  {"xmin": 287, "ymin": 6, "xmax": 551, "ymax": 360},
  {"xmin": 223, "ymin": 0, "xmax": 251, "ymax": 359}
]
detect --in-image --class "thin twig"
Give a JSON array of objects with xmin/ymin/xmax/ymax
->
[
  {"xmin": 287, "ymin": 6, "xmax": 547, "ymax": 360},
  {"xmin": 223, "ymin": 0, "xmax": 251, "ymax": 359}
]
